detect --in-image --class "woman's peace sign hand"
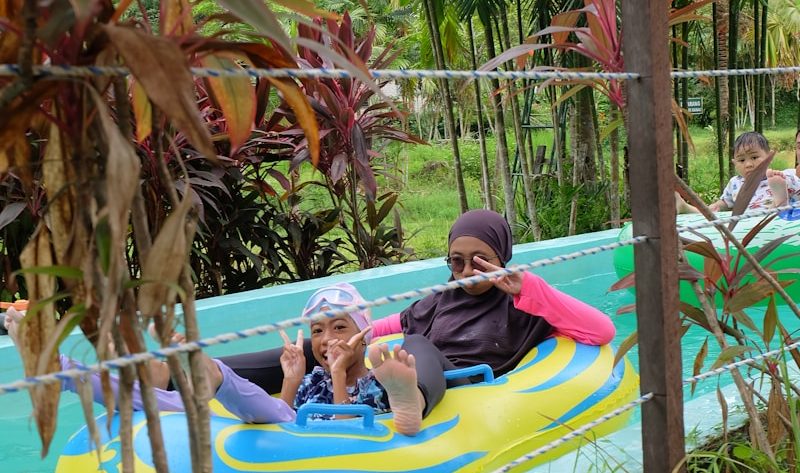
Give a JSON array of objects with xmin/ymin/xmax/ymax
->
[{"xmin": 473, "ymin": 256, "xmax": 523, "ymax": 296}]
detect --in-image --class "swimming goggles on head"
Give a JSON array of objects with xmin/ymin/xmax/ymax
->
[{"xmin": 302, "ymin": 287, "xmax": 356, "ymax": 317}]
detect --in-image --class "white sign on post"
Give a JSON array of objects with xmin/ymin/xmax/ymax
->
[{"xmin": 687, "ymin": 97, "xmax": 703, "ymax": 115}]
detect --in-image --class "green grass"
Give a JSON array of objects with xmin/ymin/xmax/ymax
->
[{"xmin": 286, "ymin": 122, "xmax": 800, "ymax": 262}]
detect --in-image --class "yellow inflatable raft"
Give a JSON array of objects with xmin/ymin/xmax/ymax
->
[{"xmin": 56, "ymin": 336, "xmax": 638, "ymax": 472}]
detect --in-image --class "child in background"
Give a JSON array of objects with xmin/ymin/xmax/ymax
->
[{"xmin": 677, "ymin": 131, "xmax": 800, "ymax": 213}]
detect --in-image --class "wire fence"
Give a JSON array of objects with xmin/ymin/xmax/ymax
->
[
  {"xmin": 4, "ymin": 58, "xmax": 800, "ymax": 471},
  {"xmin": 5, "ymin": 64, "xmax": 800, "ymax": 81}
]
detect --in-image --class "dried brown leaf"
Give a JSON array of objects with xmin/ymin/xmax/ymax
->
[
  {"xmin": 717, "ymin": 385, "xmax": 729, "ymax": 442},
  {"xmin": 200, "ymin": 52, "xmax": 256, "ymax": 153},
  {"xmin": 41, "ymin": 122, "xmax": 80, "ymax": 267},
  {"xmin": 74, "ymin": 376, "xmax": 102, "ymax": 463},
  {"xmin": 130, "ymin": 79, "xmax": 152, "ymax": 143},
  {"xmin": 138, "ymin": 195, "xmax": 193, "ymax": 317},
  {"xmin": 103, "ymin": 25, "xmax": 217, "ymax": 162},
  {"xmin": 766, "ymin": 381, "xmax": 788, "ymax": 447},
  {"xmin": 691, "ymin": 337, "xmax": 708, "ymax": 396},
  {"xmin": 18, "ymin": 224, "xmax": 61, "ymax": 457},
  {"xmin": 267, "ymin": 77, "xmax": 319, "ymax": 166}
]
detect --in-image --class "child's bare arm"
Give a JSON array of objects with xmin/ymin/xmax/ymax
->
[{"xmin": 708, "ymin": 199, "xmax": 729, "ymax": 212}]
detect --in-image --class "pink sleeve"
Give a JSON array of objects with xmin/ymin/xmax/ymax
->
[
  {"xmin": 513, "ymin": 272, "xmax": 616, "ymax": 345},
  {"xmin": 371, "ymin": 313, "xmax": 403, "ymax": 337}
]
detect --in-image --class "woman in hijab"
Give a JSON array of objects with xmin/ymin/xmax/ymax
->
[
  {"xmin": 220, "ymin": 210, "xmax": 615, "ymax": 434},
  {"xmin": 365, "ymin": 209, "xmax": 616, "ymax": 433}
]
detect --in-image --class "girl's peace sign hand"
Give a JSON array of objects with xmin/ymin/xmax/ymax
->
[
  {"xmin": 473, "ymin": 256, "xmax": 523, "ymax": 296},
  {"xmin": 328, "ymin": 326, "xmax": 371, "ymax": 375},
  {"xmin": 279, "ymin": 329, "xmax": 305, "ymax": 381}
]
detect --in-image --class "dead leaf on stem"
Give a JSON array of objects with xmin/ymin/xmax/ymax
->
[
  {"xmin": 103, "ymin": 24, "xmax": 217, "ymax": 162},
  {"xmin": 18, "ymin": 224, "xmax": 61, "ymax": 457},
  {"xmin": 138, "ymin": 195, "xmax": 193, "ymax": 318}
]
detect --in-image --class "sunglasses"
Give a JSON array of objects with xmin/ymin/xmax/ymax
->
[
  {"xmin": 302, "ymin": 288, "xmax": 356, "ymax": 317},
  {"xmin": 445, "ymin": 254, "xmax": 500, "ymax": 273}
]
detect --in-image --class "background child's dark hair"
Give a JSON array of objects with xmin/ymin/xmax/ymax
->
[{"xmin": 733, "ymin": 131, "xmax": 769, "ymax": 154}]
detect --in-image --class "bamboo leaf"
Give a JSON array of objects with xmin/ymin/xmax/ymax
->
[
  {"xmin": 103, "ymin": 25, "xmax": 217, "ymax": 162},
  {"xmin": 615, "ymin": 303, "xmax": 635, "ymax": 314},
  {"xmin": 553, "ymin": 84, "xmax": 588, "ymax": 108},
  {"xmin": 18, "ymin": 224, "xmax": 61, "ymax": 457},
  {"xmin": 0, "ymin": 202, "xmax": 26, "ymax": 231},
  {"xmin": 267, "ymin": 77, "xmax": 320, "ymax": 166},
  {"xmin": 740, "ymin": 214, "xmax": 777, "ymax": 249},
  {"xmin": 608, "ymin": 271, "xmax": 635, "ymax": 291},
  {"xmin": 130, "ymin": 79, "xmax": 152, "ymax": 143},
  {"xmin": 684, "ymin": 240, "xmax": 723, "ymax": 263},
  {"xmin": 271, "ymin": 0, "xmax": 338, "ymax": 19},
  {"xmin": 376, "ymin": 193, "xmax": 398, "ymax": 224},
  {"xmin": 217, "ymin": 0, "xmax": 292, "ymax": 52},
  {"xmin": 717, "ymin": 385, "xmax": 729, "ymax": 440},
  {"xmin": 199, "ymin": 52, "xmax": 256, "ymax": 153},
  {"xmin": 711, "ymin": 345, "xmax": 754, "ymax": 370},
  {"xmin": 729, "ymin": 310, "xmax": 759, "ymax": 334},
  {"xmin": 726, "ymin": 279, "xmax": 793, "ymax": 313},
  {"xmin": 74, "ymin": 375, "xmax": 102, "ymax": 464},
  {"xmin": 766, "ymin": 380, "xmax": 789, "ymax": 446},
  {"xmin": 731, "ymin": 234, "xmax": 795, "ymax": 287},
  {"xmin": 613, "ymin": 330, "xmax": 638, "ymax": 368},
  {"xmin": 763, "ymin": 296, "xmax": 777, "ymax": 346},
  {"xmin": 598, "ymin": 113, "xmax": 624, "ymax": 142},
  {"xmin": 679, "ymin": 302, "xmax": 711, "ymax": 331},
  {"xmin": 691, "ymin": 337, "xmax": 709, "ymax": 396},
  {"xmin": 13, "ymin": 265, "xmax": 83, "ymax": 279},
  {"xmin": 138, "ymin": 196, "xmax": 193, "ymax": 318},
  {"xmin": 778, "ymin": 324, "xmax": 800, "ymax": 371}
]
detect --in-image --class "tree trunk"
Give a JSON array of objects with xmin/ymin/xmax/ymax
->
[
  {"xmin": 591, "ymin": 96, "xmax": 606, "ymax": 183},
  {"xmin": 498, "ymin": 6, "xmax": 539, "ymax": 239},
  {"xmin": 728, "ymin": 0, "xmax": 738, "ymax": 175},
  {"xmin": 754, "ymin": 0, "xmax": 761, "ymax": 132},
  {"xmin": 680, "ymin": 22, "xmax": 689, "ymax": 182},
  {"xmin": 770, "ymin": 76, "xmax": 775, "ymax": 127},
  {"xmin": 758, "ymin": 1, "xmax": 768, "ymax": 132},
  {"xmin": 672, "ymin": 25, "xmax": 683, "ymax": 180},
  {"xmin": 717, "ymin": 0, "xmax": 731, "ymax": 180},
  {"xmin": 576, "ymin": 86, "xmax": 597, "ymax": 182},
  {"xmin": 713, "ymin": 1, "xmax": 727, "ymax": 191},
  {"xmin": 481, "ymin": 11, "xmax": 516, "ymax": 231},
  {"xmin": 422, "ymin": 0, "xmax": 469, "ymax": 213},
  {"xmin": 568, "ymin": 102, "xmax": 580, "ymax": 236},
  {"xmin": 609, "ymin": 106, "xmax": 621, "ymax": 228},
  {"xmin": 468, "ymin": 17, "xmax": 494, "ymax": 211}
]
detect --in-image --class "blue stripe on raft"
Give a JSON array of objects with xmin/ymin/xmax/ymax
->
[
  {"xmin": 518, "ymin": 343, "xmax": 600, "ymax": 393},
  {"xmin": 538, "ymin": 357, "xmax": 627, "ymax": 431},
  {"xmin": 510, "ymin": 337, "xmax": 558, "ymax": 372},
  {"xmin": 222, "ymin": 415, "xmax": 462, "ymax": 463}
]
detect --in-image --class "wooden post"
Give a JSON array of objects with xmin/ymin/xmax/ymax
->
[{"xmin": 621, "ymin": 1, "xmax": 686, "ymax": 472}]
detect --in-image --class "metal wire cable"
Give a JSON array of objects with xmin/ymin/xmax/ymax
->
[{"xmin": 491, "ymin": 393, "xmax": 654, "ymax": 473}]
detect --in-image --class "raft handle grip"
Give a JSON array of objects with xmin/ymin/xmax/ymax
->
[
  {"xmin": 295, "ymin": 403, "xmax": 375, "ymax": 427},
  {"xmin": 444, "ymin": 364, "xmax": 494, "ymax": 383}
]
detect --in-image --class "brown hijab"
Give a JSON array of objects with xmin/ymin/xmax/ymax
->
[{"xmin": 400, "ymin": 210, "xmax": 553, "ymax": 375}]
